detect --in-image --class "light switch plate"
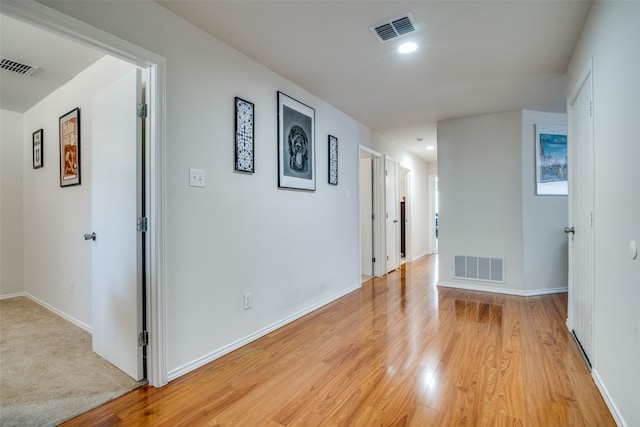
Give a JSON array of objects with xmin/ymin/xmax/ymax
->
[{"xmin": 189, "ymin": 168, "xmax": 206, "ymax": 187}]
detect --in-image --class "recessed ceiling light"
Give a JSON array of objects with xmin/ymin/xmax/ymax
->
[
  {"xmin": 426, "ymin": 145, "xmax": 435, "ymax": 151},
  {"xmin": 398, "ymin": 42, "xmax": 417, "ymax": 54}
]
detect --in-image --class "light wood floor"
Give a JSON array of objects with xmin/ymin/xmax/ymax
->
[{"xmin": 63, "ymin": 255, "xmax": 614, "ymax": 426}]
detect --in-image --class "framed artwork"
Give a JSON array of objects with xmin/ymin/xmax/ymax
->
[
  {"xmin": 277, "ymin": 91, "xmax": 315, "ymax": 191},
  {"xmin": 535, "ymin": 124, "xmax": 567, "ymax": 195},
  {"xmin": 32, "ymin": 129, "xmax": 43, "ymax": 169},
  {"xmin": 328, "ymin": 135, "xmax": 338, "ymax": 185},
  {"xmin": 235, "ymin": 97, "xmax": 255, "ymax": 173},
  {"xmin": 59, "ymin": 107, "xmax": 81, "ymax": 187}
]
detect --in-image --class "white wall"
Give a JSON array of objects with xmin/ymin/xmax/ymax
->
[
  {"xmin": 0, "ymin": 109, "xmax": 24, "ymax": 296},
  {"xmin": 437, "ymin": 111, "xmax": 525, "ymax": 293},
  {"xmin": 39, "ymin": 0, "xmax": 433, "ymax": 378},
  {"xmin": 521, "ymin": 110, "xmax": 568, "ymax": 293},
  {"xmin": 21, "ymin": 56, "xmax": 136, "ymax": 327},
  {"xmin": 437, "ymin": 110, "xmax": 568, "ymax": 295},
  {"xmin": 567, "ymin": 2, "xmax": 640, "ymax": 425}
]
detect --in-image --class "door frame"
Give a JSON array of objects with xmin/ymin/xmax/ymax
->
[
  {"xmin": 566, "ymin": 57, "xmax": 596, "ymax": 366},
  {"xmin": 3, "ymin": 0, "xmax": 168, "ymax": 386},
  {"xmin": 398, "ymin": 165, "xmax": 411, "ymax": 263},
  {"xmin": 384, "ymin": 155, "xmax": 400, "ymax": 273},
  {"xmin": 359, "ymin": 146, "xmax": 384, "ymax": 278}
]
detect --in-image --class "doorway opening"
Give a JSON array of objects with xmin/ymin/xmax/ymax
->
[
  {"xmin": 359, "ymin": 147, "xmax": 382, "ymax": 281},
  {"xmin": 399, "ymin": 166, "xmax": 410, "ymax": 264},
  {"xmin": 429, "ymin": 175, "xmax": 439, "ymax": 254},
  {"xmin": 3, "ymin": 1, "xmax": 167, "ymax": 387}
]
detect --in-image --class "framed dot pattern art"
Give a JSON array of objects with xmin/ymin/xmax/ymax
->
[
  {"xmin": 235, "ymin": 97, "xmax": 255, "ymax": 173},
  {"xmin": 328, "ymin": 135, "xmax": 338, "ymax": 185}
]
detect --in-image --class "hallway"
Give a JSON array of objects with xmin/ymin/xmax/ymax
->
[{"xmin": 63, "ymin": 255, "xmax": 614, "ymax": 426}]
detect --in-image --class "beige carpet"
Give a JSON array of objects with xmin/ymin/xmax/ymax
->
[{"xmin": 0, "ymin": 297, "xmax": 144, "ymax": 426}]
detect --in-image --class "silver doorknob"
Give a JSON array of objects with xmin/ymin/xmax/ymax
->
[
  {"xmin": 84, "ymin": 232, "xmax": 96, "ymax": 241},
  {"xmin": 564, "ymin": 227, "xmax": 575, "ymax": 234}
]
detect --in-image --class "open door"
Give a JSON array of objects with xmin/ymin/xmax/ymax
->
[
  {"xmin": 385, "ymin": 157, "xmax": 398, "ymax": 273},
  {"xmin": 567, "ymin": 62, "xmax": 595, "ymax": 366},
  {"xmin": 90, "ymin": 69, "xmax": 144, "ymax": 380}
]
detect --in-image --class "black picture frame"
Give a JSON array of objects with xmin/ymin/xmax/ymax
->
[
  {"xmin": 235, "ymin": 97, "xmax": 255, "ymax": 173},
  {"xmin": 59, "ymin": 107, "xmax": 81, "ymax": 187},
  {"xmin": 33, "ymin": 128, "xmax": 43, "ymax": 169},
  {"xmin": 328, "ymin": 135, "xmax": 338, "ymax": 185},
  {"xmin": 277, "ymin": 91, "xmax": 315, "ymax": 191}
]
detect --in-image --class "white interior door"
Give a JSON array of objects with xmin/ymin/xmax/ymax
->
[
  {"xmin": 91, "ymin": 69, "xmax": 143, "ymax": 380},
  {"xmin": 385, "ymin": 158, "xmax": 398, "ymax": 273},
  {"xmin": 567, "ymin": 64, "xmax": 595, "ymax": 365},
  {"xmin": 360, "ymin": 156, "xmax": 374, "ymax": 277}
]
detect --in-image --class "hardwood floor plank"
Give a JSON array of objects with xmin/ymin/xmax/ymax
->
[{"xmin": 61, "ymin": 255, "xmax": 615, "ymax": 426}]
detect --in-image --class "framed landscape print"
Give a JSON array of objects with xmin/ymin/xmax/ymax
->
[
  {"xmin": 535, "ymin": 124, "xmax": 567, "ymax": 195},
  {"xmin": 277, "ymin": 92, "xmax": 315, "ymax": 191},
  {"xmin": 235, "ymin": 97, "xmax": 255, "ymax": 173},
  {"xmin": 59, "ymin": 107, "xmax": 81, "ymax": 187},
  {"xmin": 328, "ymin": 135, "xmax": 338, "ymax": 185},
  {"xmin": 33, "ymin": 129, "xmax": 43, "ymax": 169}
]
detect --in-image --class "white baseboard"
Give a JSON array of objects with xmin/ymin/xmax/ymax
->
[
  {"xmin": 25, "ymin": 293, "xmax": 92, "ymax": 333},
  {"xmin": 411, "ymin": 251, "xmax": 431, "ymax": 262},
  {"xmin": 437, "ymin": 281, "xmax": 567, "ymax": 297},
  {"xmin": 592, "ymin": 369, "xmax": 627, "ymax": 427},
  {"xmin": 0, "ymin": 292, "xmax": 26, "ymax": 300},
  {"xmin": 168, "ymin": 283, "xmax": 361, "ymax": 381}
]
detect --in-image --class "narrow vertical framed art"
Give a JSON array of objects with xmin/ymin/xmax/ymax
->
[
  {"xmin": 277, "ymin": 91, "xmax": 315, "ymax": 191},
  {"xmin": 59, "ymin": 107, "xmax": 81, "ymax": 187},
  {"xmin": 235, "ymin": 97, "xmax": 255, "ymax": 173},
  {"xmin": 32, "ymin": 129, "xmax": 43, "ymax": 169},
  {"xmin": 328, "ymin": 135, "xmax": 338, "ymax": 185}
]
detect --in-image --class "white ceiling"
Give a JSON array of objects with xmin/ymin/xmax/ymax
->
[
  {"xmin": 1, "ymin": 1, "xmax": 593, "ymax": 162},
  {"xmin": 0, "ymin": 14, "xmax": 104, "ymax": 113}
]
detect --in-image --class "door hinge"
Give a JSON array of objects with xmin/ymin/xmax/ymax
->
[
  {"xmin": 138, "ymin": 331, "xmax": 149, "ymax": 346},
  {"xmin": 137, "ymin": 217, "xmax": 148, "ymax": 232},
  {"xmin": 137, "ymin": 103, "xmax": 148, "ymax": 118},
  {"xmin": 372, "ymin": 257, "xmax": 376, "ymax": 263},
  {"xmin": 372, "ymin": 214, "xmax": 375, "ymax": 220},
  {"xmin": 589, "ymin": 100, "xmax": 592, "ymax": 118}
]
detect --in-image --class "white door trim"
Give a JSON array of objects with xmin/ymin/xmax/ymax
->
[
  {"xmin": 384, "ymin": 156, "xmax": 399, "ymax": 273},
  {"xmin": 358, "ymin": 146, "xmax": 384, "ymax": 277},
  {"xmin": 3, "ymin": 0, "xmax": 168, "ymax": 386},
  {"xmin": 399, "ymin": 164, "xmax": 411, "ymax": 263}
]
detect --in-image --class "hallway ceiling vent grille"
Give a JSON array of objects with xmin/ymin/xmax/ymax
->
[
  {"xmin": 454, "ymin": 256, "xmax": 505, "ymax": 284},
  {"xmin": 370, "ymin": 13, "xmax": 418, "ymax": 43},
  {"xmin": 0, "ymin": 56, "xmax": 38, "ymax": 76}
]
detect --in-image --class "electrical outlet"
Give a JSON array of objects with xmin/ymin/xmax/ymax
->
[{"xmin": 243, "ymin": 292, "xmax": 252, "ymax": 310}]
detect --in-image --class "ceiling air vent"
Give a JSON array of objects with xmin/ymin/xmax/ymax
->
[
  {"xmin": 0, "ymin": 57, "xmax": 38, "ymax": 76},
  {"xmin": 370, "ymin": 13, "xmax": 418, "ymax": 43}
]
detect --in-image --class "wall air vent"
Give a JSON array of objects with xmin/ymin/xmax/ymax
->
[
  {"xmin": 0, "ymin": 57, "xmax": 38, "ymax": 76},
  {"xmin": 454, "ymin": 255, "xmax": 505, "ymax": 284},
  {"xmin": 370, "ymin": 13, "xmax": 418, "ymax": 43}
]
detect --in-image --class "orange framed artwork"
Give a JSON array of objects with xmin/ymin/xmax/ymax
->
[{"xmin": 59, "ymin": 108, "xmax": 81, "ymax": 187}]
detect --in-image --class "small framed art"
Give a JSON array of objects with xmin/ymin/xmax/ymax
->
[
  {"xmin": 535, "ymin": 124, "xmax": 567, "ymax": 195},
  {"xmin": 277, "ymin": 91, "xmax": 315, "ymax": 191},
  {"xmin": 235, "ymin": 97, "xmax": 255, "ymax": 173},
  {"xmin": 33, "ymin": 129, "xmax": 43, "ymax": 169},
  {"xmin": 59, "ymin": 107, "xmax": 81, "ymax": 187},
  {"xmin": 328, "ymin": 135, "xmax": 338, "ymax": 185}
]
